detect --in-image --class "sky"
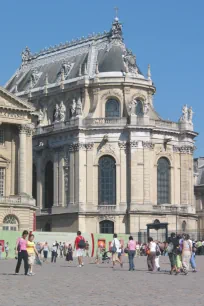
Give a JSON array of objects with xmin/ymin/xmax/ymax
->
[{"xmin": 0, "ymin": 0, "xmax": 203, "ymax": 156}]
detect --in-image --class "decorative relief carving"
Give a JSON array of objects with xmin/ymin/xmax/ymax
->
[
  {"xmin": 98, "ymin": 215, "xmax": 115, "ymax": 222},
  {"xmin": 0, "ymin": 111, "xmax": 27, "ymax": 120},
  {"xmin": 173, "ymin": 145, "xmax": 194, "ymax": 154},
  {"xmin": 101, "ymin": 89, "xmax": 123, "ymax": 101},
  {"xmin": 97, "ymin": 143, "xmax": 116, "ymax": 155},
  {"xmin": 123, "ymin": 49, "xmax": 138, "ymax": 74}
]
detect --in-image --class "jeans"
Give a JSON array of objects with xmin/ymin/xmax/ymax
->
[
  {"xmin": 190, "ymin": 252, "xmax": 196, "ymax": 269},
  {"xmin": 147, "ymin": 252, "xmax": 156, "ymax": 271},
  {"xmin": 128, "ymin": 250, "xmax": 135, "ymax": 270},
  {"xmin": 15, "ymin": 251, "xmax": 29, "ymax": 275},
  {"xmin": 51, "ymin": 251, "xmax": 57, "ymax": 263}
]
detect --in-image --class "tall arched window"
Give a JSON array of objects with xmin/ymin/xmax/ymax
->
[
  {"xmin": 3, "ymin": 215, "xmax": 19, "ymax": 231},
  {"xmin": 32, "ymin": 164, "xmax": 37, "ymax": 201},
  {"xmin": 105, "ymin": 99, "xmax": 120, "ymax": 118},
  {"xmin": 100, "ymin": 220, "xmax": 114, "ymax": 233},
  {"xmin": 45, "ymin": 161, "xmax": 53, "ymax": 209},
  {"xmin": 157, "ymin": 157, "xmax": 170, "ymax": 204},
  {"xmin": 98, "ymin": 155, "xmax": 116, "ymax": 205},
  {"xmin": 136, "ymin": 100, "xmax": 144, "ymax": 115},
  {"xmin": 182, "ymin": 221, "xmax": 187, "ymax": 232}
]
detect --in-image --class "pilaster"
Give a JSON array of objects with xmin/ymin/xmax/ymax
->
[{"xmin": 18, "ymin": 125, "xmax": 27, "ymax": 194}]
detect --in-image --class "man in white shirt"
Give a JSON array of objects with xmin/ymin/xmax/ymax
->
[{"xmin": 110, "ymin": 234, "xmax": 123, "ymax": 268}]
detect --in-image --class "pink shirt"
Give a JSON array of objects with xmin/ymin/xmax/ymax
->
[
  {"xmin": 128, "ymin": 240, "xmax": 136, "ymax": 251},
  {"xmin": 17, "ymin": 238, "xmax": 27, "ymax": 251}
]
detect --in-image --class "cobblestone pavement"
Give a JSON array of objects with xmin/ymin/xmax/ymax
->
[{"xmin": 0, "ymin": 256, "xmax": 204, "ymax": 306}]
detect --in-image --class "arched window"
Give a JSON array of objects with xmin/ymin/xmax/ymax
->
[
  {"xmin": 32, "ymin": 164, "xmax": 37, "ymax": 201},
  {"xmin": 45, "ymin": 161, "xmax": 54, "ymax": 209},
  {"xmin": 182, "ymin": 221, "xmax": 187, "ymax": 232},
  {"xmin": 157, "ymin": 157, "xmax": 170, "ymax": 204},
  {"xmin": 100, "ymin": 220, "xmax": 114, "ymax": 234},
  {"xmin": 3, "ymin": 215, "xmax": 19, "ymax": 231},
  {"xmin": 136, "ymin": 100, "xmax": 143, "ymax": 116},
  {"xmin": 98, "ymin": 155, "xmax": 116, "ymax": 205},
  {"xmin": 105, "ymin": 99, "xmax": 120, "ymax": 118}
]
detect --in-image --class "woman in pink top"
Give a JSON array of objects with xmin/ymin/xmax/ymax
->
[
  {"xmin": 127, "ymin": 236, "xmax": 136, "ymax": 271},
  {"xmin": 15, "ymin": 230, "xmax": 29, "ymax": 275}
]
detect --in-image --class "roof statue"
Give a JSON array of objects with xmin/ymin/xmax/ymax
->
[{"xmin": 21, "ymin": 46, "xmax": 31, "ymax": 65}]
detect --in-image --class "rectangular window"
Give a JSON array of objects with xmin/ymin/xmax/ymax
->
[
  {"xmin": 2, "ymin": 226, "xmax": 9, "ymax": 231},
  {"xmin": 0, "ymin": 129, "xmax": 4, "ymax": 145},
  {"xmin": 0, "ymin": 168, "xmax": 5, "ymax": 196}
]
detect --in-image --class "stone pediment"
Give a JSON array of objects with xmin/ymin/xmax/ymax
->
[
  {"xmin": 0, "ymin": 86, "xmax": 35, "ymax": 112},
  {"xmin": 0, "ymin": 154, "xmax": 10, "ymax": 167}
]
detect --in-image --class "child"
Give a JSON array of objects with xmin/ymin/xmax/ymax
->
[
  {"xmin": 27, "ymin": 234, "xmax": 39, "ymax": 276},
  {"xmin": 66, "ymin": 244, "xmax": 73, "ymax": 263}
]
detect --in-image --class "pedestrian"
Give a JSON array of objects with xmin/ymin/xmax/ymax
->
[
  {"xmin": 0, "ymin": 243, "xmax": 2, "ymax": 260},
  {"xmin": 27, "ymin": 234, "xmax": 39, "ymax": 276},
  {"xmin": 51, "ymin": 243, "xmax": 57, "ymax": 263},
  {"xmin": 59, "ymin": 242, "xmax": 63, "ymax": 258},
  {"xmin": 110, "ymin": 234, "xmax": 123, "ymax": 268},
  {"xmin": 167, "ymin": 232, "xmax": 179, "ymax": 275},
  {"xmin": 5, "ymin": 242, "xmax": 9, "ymax": 259},
  {"xmin": 66, "ymin": 244, "xmax": 73, "ymax": 263},
  {"xmin": 36, "ymin": 243, "xmax": 42, "ymax": 258},
  {"xmin": 182, "ymin": 234, "xmax": 192, "ymax": 275},
  {"xmin": 146, "ymin": 237, "xmax": 156, "ymax": 271},
  {"xmin": 15, "ymin": 230, "xmax": 29, "ymax": 275},
  {"xmin": 42, "ymin": 242, "xmax": 49, "ymax": 262},
  {"xmin": 95, "ymin": 247, "xmax": 102, "ymax": 264},
  {"xmin": 74, "ymin": 231, "xmax": 86, "ymax": 267},
  {"xmin": 127, "ymin": 236, "xmax": 136, "ymax": 271},
  {"xmin": 155, "ymin": 241, "xmax": 161, "ymax": 272}
]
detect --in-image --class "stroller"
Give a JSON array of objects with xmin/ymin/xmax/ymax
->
[{"xmin": 102, "ymin": 250, "xmax": 111, "ymax": 264}]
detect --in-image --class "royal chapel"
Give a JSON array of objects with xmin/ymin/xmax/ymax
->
[{"xmin": 4, "ymin": 16, "xmax": 198, "ymax": 237}]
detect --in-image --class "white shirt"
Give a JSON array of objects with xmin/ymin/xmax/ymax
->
[
  {"xmin": 149, "ymin": 241, "xmax": 156, "ymax": 252},
  {"xmin": 111, "ymin": 238, "xmax": 121, "ymax": 253}
]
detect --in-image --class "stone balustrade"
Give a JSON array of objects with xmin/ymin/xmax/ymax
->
[
  {"xmin": 0, "ymin": 195, "xmax": 35, "ymax": 206},
  {"xmin": 153, "ymin": 205, "xmax": 195, "ymax": 214},
  {"xmin": 98, "ymin": 205, "xmax": 117, "ymax": 213}
]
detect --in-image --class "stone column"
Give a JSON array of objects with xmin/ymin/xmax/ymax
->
[
  {"xmin": 36, "ymin": 152, "xmax": 43, "ymax": 209},
  {"xmin": 26, "ymin": 126, "xmax": 33, "ymax": 196},
  {"xmin": 143, "ymin": 142, "xmax": 153, "ymax": 204},
  {"xmin": 58, "ymin": 150, "xmax": 64, "ymax": 207},
  {"xmin": 11, "ymin": 135, "xmax": 16, "ymax": 195},
  {"xmin": 69, "ymin": 146, "xmax": 75, "ymax": 205},
  {"xmin": 53, "ymin": 149, "xmax": 59, "ymax": 206},
  {"xmin": 86, "ymin": 143, "xmax": 94, "ymax": 210},
  {"xmin": 118, "ymin": 142, "xmax": 127, "ymax": 211},
  {"xmin": 18, "ymin": 125, "xmax": 27, "ymax": 194},
  {"xmin": 74, "ymin": 143, "xmax": 86, "ymax": 210},
  {"xmin": 180, "ymin": 148, "xmax": 191, "ymax": 205}
]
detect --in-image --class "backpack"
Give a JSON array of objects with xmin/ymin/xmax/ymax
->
[
  {"xmin": 167, "ymin": 242, "xmax": 174, "ymax": 254},
  {"xmin": 156, "ymin": 244, "xmax": 161, "ymax": 256},
  {"xmin": 78, "ymin": 237, "xmax": 86, "ymax": 249},
  {"xmin": 111, "ymin": 239, "xmax": 117, "ymax": 254}
]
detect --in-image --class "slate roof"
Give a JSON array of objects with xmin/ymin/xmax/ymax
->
[
  {"xmin": 194, "ymin": 157, "xmax": 204, "ymax": 185},
  {"xmin": 5, "ymin": 18, "xmax": 144, "ymax": 94}
]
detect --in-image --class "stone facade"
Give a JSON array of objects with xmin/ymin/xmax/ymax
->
[
  {"xmin": 0, "ymin": 86, "xmax": 36, "ymax": 231},
  {"xmin": 5, "ymin": 17, "xmax": 198, "ymax": 237},
  {"xmin": 194, "ymin": 157, "xmax": 204, "ymax": 238}
]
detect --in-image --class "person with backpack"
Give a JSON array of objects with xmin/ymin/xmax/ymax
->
[
  {"xmin": 167, "ymin": 232, "xmax": 180, "ymax": 275},
  {"xmin": 74, "ymin": 231, "xmax": 86, "ymax": 267},
  {"xmin": 110, "ymin": 234, "xmax": 123, "ymax": 269}
]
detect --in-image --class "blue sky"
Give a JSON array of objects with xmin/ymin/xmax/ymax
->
[{"xmin": 0, "ymin": 0, "xmax": 203, "ymax": 156}]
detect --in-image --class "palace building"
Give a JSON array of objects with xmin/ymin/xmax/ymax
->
[
  {"xmin": 0, "ymin": 86, "xmax": 36, "ymax": 231},
  {"xmin": 5, "ymin": 16, "xmax": 198, "ymax": 237}
]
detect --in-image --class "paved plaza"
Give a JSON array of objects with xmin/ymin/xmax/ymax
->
[{"xmin": 0, "ymin": 256, "xmax": 204, "ymax": 306}]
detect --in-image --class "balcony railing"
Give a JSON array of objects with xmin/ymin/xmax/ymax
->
[
  {"xmin": 153, "ymin": 205, "xmax": 195, "ymax": 214},
  {"xmin": 98, "ymin": 205, "xmax": 117, "ymax": 213},
  {"xmin": 149, "ymin": 119, "xmax": 179, "ymax": 130},
  {"xmin": 84, "ymin": 117, "xmax": 127, "ymax": 126},
  {"xmin": 0, "ymin": 195, "xmax": 35, "ymax": 206}
]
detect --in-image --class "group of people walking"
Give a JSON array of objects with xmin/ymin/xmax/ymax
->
[{"xmin": 6, "ymin": 230, "xmax": 199, "ymax": 276}]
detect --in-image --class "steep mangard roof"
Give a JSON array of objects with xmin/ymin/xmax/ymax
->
[{"xmin": 5, "ymin": 17, "xmax": 144, "ymax": 94}]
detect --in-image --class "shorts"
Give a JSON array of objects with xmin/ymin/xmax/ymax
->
[
  {"xmin": 112, "ymin": 252, "xmax": 118, "ymax": 261},
  {"xmin": 28, "ymin": 255, "xmax": 35, "ymax": 265},
  {"xmin": 76, "ymin": 249, "xmax": 84, "ymax": 257}
]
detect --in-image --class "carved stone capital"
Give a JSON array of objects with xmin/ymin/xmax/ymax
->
[
  {"xmin": 18, "ymin": 124, "xmax": 28, "ymax": 134},
  {"xmin": 142, "ymin": 141, "xmax": 154, "ymax": 149},
  {"xmin": 118, "ymin": 141, "xmax": 127, "ymax": 150},
  {"xmin": 85, "ymin": 142, "xmax": 94, "ymax": 150},
  {"xmin": 173, "ymin": 145, "xmax": 195, "ymax": 154},
  {"xmin": 73, "ymin": 142, "xmax": 86, "ymax": 152},
  {"xmin": 129, "ymin": 140, "xmax": 138, "ymax": 148}
]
